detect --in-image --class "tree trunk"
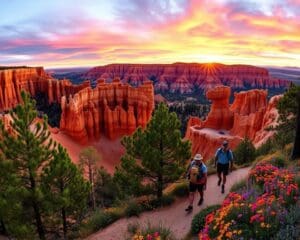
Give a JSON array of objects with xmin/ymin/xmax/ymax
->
[
  {"xmin": 88, "ymin": 163, "xmax": 96, "ymax": 210},
  {"xmin": 157, "ymin": 138, "xmax": 163, "ymax": 202},
  {"xmin": 0, "ymin": 219, "xmax": 7, "ymax": 235},
  {"xmin": 292, "ymin": 92, "xmax": 300, "ymax": 159},
  {"xmin": 62, "ymin": 208, "xmax": 67, "ymax": 240},
  {"xmin": 29, "ymin": 173, "xmax": 45, "ymax": 240}
]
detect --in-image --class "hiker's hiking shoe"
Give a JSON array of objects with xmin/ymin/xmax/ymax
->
[
  {"xmin": 185, "ymin": 205, "xmax": 193, "ymax": 212},
  {"xmin": 221, "ymin": 185, "xmax": 225, "ymax": 194},
  {"xmin": 198, "ymin": 198, "xmax": 204, "ymax": 206},
  {"xmin": 218, "ymin": 178, "xmax": 222, "ymax": 186}
]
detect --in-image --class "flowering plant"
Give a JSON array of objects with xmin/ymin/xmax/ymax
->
[{"xmin": 199, "ymin": 163, "xmax": 299, "ymax": 240}]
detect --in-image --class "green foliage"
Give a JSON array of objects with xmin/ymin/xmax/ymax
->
[
  {"xmin": 267, "ymin": 156, "xmax": 287, "ymax": 168},
  {"xmin": 0, "ymin": 91, "xmax": 55, "ymax": 239},
  {"xmin": 255, "ymin": 139, "xmax": 275, "ymax": 156},
  {"xmin": 79, "ymin": 146, "xmax": 101, "ymax": 209},
  {"xmin": 84, "ymin": 210, "xmax": 121, "ymax": 233},
  {"xmin": 94, "ymin": 167, "xmax": 120, "ymax": 207},
  {"xmin": 274, "ymin": 83, "xmax": 300, "ymax": 153},
  {"xmin": 34, "ymin": 92, "xmax": 61, "ymax": 127},
  {"xmin": 191, "ymin": 205, "xmax": 221, "ymax": 235},
  {"xmin": 171, "ymin": 182, "xmax": 189, "ymax": 197},
  {"xmin": 125, "ymin": 200, "xmax": 142, "ymax": 217},
  {"xmin": 233, "ymin": 137, "xmax": 256, "ymax": 165},
  {"xmin": 41, "ymin": 145, "xmax": 90, "ymax": 237},
  {"xmin": 272, "ymin": 204, "xmax": 300, "ymax": 240},
  {"xmin": 114, "ymin": 103, "xmax": 191, "ymax": 202},
  {"xmin": 130, "ymin": 221, "xmax": 176, "ymax": 240},
  {"xmin": 230, "ymin": 179, "xmax": 247, "ymax": 193}
]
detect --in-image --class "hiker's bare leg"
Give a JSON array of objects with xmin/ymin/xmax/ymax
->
[
  {"xmin": 189, "ymin": 192, "xmax": 195, "ymax": 205},
  {"xmin": 218, "ymin": 172, "xmax": 222, "ymax": 182},
  {"xmin": 199, "ymin": 190, "xmax": 203, "ymax": 200},
  {"xmin": 222, "ymin": 173, "xmax": 227, "ymax": 185}
]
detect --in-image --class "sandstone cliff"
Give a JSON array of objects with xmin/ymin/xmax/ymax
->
[
  {"xmin": 0, "ymin": 67, "xmax": 88, "ymax": 111},
  {"xmin": 185, "ymin": 86, "xmax": 281, "ymax": 160},
  {"xmin": 84, "ymin": 63, "xmax": 289, "ymax": 93},
  {"xmin": 60, "ymin": 78, "xmax": 154, "ymax": 143}
]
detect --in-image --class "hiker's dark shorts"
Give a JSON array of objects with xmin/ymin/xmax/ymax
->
[
  {"xmin": 189, "ymin": 182, "xmax": 204, "ymax": 192},
  {"xmin": 217, "ymin": 163, "xmax": 229, "ymax": 176}
]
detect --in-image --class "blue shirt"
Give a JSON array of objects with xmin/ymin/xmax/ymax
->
[{"xmin": 215, "ymin": 148, "xmax": 233, "ymax": 164}]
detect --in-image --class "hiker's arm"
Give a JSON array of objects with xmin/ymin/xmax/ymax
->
[{"xmin": 214, "ymin": 156, "xmax": 218, "ymax": 167}]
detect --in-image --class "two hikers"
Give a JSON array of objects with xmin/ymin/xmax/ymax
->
[
  {"xmin": 185, "ymin": 141, "xmax": 233, "ymax": 211},
  {"xmin": 185, "ymin": 153, "xmax": 207, "ymax": 211},
  {"xmin": 215, "ymin": 140, "xmax": 233, "ymax": 193}
]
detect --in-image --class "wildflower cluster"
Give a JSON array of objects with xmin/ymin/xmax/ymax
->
[
  {"xmin": 199, "ymin": 163, "xmax": 299, "ymax": 240},
  {"xmin": 133, "ymin": 232, "xmax": 160, "ymax": 240}
]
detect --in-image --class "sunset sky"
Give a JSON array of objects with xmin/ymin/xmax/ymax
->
[{"xmin": 1, "ymin": 0, "xmax": 300, "ymax": 68}]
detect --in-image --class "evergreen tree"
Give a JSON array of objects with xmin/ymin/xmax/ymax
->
[
  {"xmin": 292, "ymin": 91, "xmax": 300, "ymax": 159},
  {"xmin": 42, "ymin": 145, "xmax": 90, "ymax": 239},
  {"xmin": 275, "ymin": 83, "xmax": 300, "ymax": 157},
  {"xmin": 115, "ymin": 103, "xmax": 191, "ymax": 201},
  {"xmin": 0, "ymin": 91, "xmax": 55, "ymax": 239},
  {"xmin": 233, "ymin": 137, "xmax": 256, "ymax": 165},
  {"xmin": 79, "ymin": 146, "xmax": 101, "ymax": 209}
]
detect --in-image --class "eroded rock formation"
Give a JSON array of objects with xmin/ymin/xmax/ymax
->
[
  {"xmin": 0, "ymin": 67, "xmax": 88, "ymax": 111},
  {"xmin": 84, "ymin": 63, "xmax": 289, "ymax": 93},
  {"xmin": 60, "ymin": 78, "xmax": 154, "ymax": 143},
  {"xmin": 185, "ymin": 86, "xmax": 281, "ymax": 160}
]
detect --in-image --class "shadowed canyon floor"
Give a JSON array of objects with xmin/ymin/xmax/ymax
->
[
  {"xmin": 87, "ymin": 167, "xmax": 251, "ymax": 240},
  {"xmin": 50, "ymin": 130, "xmax": 124, "ymax": 174}
]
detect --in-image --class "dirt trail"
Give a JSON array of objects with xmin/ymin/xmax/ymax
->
[{"xmin": 87, "ymin": 167, "xmax": 251, "ymax": 240}]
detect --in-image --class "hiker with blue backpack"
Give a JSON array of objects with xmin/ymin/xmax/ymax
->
[
  {"xmin": 214, "ymin": 140, "xmax": 233, "ymax": 194},
  {"xmin": 185, "ymin": 153, "xmax": 207, "ymax": 212}
]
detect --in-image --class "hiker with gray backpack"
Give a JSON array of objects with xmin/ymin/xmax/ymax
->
[{"xmin": 214, "ymin": 140, "xmax": 233, "ymax": 194}]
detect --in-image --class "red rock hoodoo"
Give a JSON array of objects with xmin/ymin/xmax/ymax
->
[
  {"xmin": 185, "ymin": 86, "xmax": 281, "ymax": 160},
  {"xmin": 84, "ymin": 63, "xmax": 289, "ymax": 93},
  {"xmin": 0, "ymin": 67, "xmax": 88, "ymax": 111},
  {"xmin": 60, "ymin": 78, "xmax": 154, "ymax": 143}
]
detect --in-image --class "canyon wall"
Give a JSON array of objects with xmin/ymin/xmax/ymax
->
[
  {"xmin": 84, "ymin": 63, "xmax": 289, "ymax": 93},
  {"xmin": 0, "ymin": 67, "xmax": 88, "ymax": 111},
  {"xmin": 60, "ymin": 78, "xmax": 154, "ymax": 143},
  {"xmin": 185, "ymin": 86, "xmax": 280, "ymax": 160}
]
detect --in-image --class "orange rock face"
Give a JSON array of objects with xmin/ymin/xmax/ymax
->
[
  {"xmin": 60, "ymin": 79, "xmax": 154, "ymax": 143},
  {"xmin": 185, "ymin": 87, "xmax": 281, "ymax": 160},
  {"xmin": 0, "ymin": 67, "xmax": 88, "ymax": 111},
  {"xmin": 84, "ymin": 63, "xmax": 289, "ymax": 93}
]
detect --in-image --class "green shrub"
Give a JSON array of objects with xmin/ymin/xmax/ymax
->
[
  {"xmin": 85, "ymin": 209, "xmax": 120, "ymax": 233},
  {"xmin": 149, "ymin": 194, "xmax": 175, "ymax": 208},
  {"xmin": 295, "ymin": 175, "xmax": 300, "ymax": 189},
  {"xmin": 234, "ymin": 137, "xmax": 256, "ymax": 165},
  {"xmin": 230, "ymin": 179, "xmax": 247, "ymax": 193},
  {"xmin": 268, "ymin": 156, "xmax": 287, "ymax": 168},
  {"xmin": 191, "ymin": 204, "xmax": 221, "ymax": 235},
  {"xmin": 255, "ymin": 139, "xmax": 275, "ymax": 156},
  {"xmin": 140, "ymin": 221, "xmax": 175, "ymax": 240},
  {"xmin": 125, "ymin": 200, "xmax": 142, "ymax": 217},
  {"xmin": 171, "ymin": 182, "xmax": 189, "ymax": 197}
]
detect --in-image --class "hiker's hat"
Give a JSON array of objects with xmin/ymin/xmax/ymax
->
[
  {"xmin": 194, "ymin": 153, "xmax": 203, "ymax": 161},
  {"xmin": 223, "ymin": 140, "xmax": 229, "ymax": 147}
]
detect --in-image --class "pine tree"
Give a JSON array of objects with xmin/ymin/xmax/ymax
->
[
  {"xmin": 115, "ymin": 103, "xmax": 191, "ymax": 201},
  {"xmin": 276, "ymin": 83, "xmax": 300, "ymax": 158},
  {"xmin": 292, "ymin": 91, "xmax": 300, "ymax": 159},
  {"xmin": 0, "ymin": 91, "xmax": 55, "ymax": 239},
  {"xmin": 79, "ymin": 146, "xmax": 101, "ymax": 210},
  {"xmin": 42, "ymin": 145, "xmax": 90, "ymax": 239}
]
